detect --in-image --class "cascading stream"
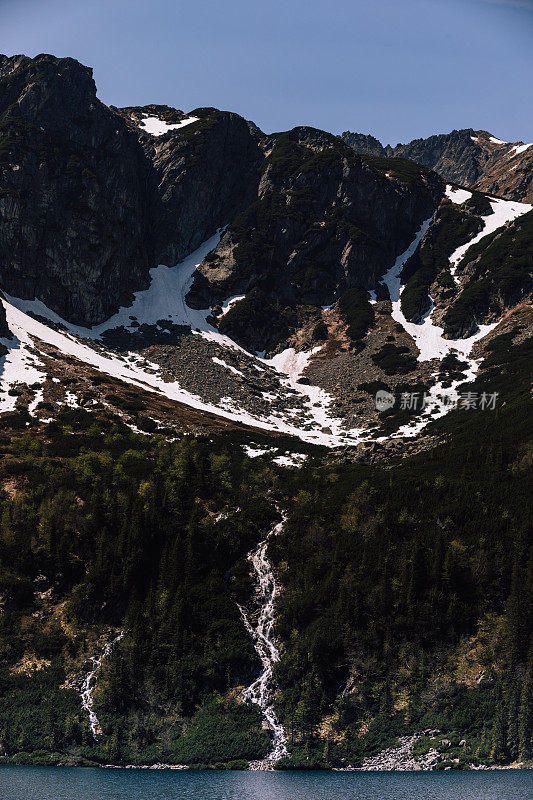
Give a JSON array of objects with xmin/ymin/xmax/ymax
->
[
  {"xmin": 239, "ymin": 513, "xmax": 289, "ymax": 769},
  {"xmin": 80, "ymin": 632, "xmax": 123, "ymax": 737}
]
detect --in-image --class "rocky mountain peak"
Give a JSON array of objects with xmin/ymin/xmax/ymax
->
[
  {"xmin": 0, "ymin": 56, "xmax": 262, "ymax": 325},
  {"xmin": 341, "ymin": 126, "xmax": 533, "ymax": 202},
  {"xmin": 0, "ymin": 53, "xmax": 102, "ymax": 142}
]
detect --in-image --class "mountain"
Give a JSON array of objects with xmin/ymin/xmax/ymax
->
[
  {"xmin": 0, "ymin": 54, "xmax": 532, "ymax": 771},
  {"xmin": 0, "ymin": 54, "xmax": 150, "ymax": 324},
  {"xmin": 0, "ymin": 54, "xmax": 261, "ymax": 324},
  {"xmin": 341, "ymin": 128, "xmax": 533, "ymax": 203},
  {"xmin": 186, "ymin": 127, "xmax": 442, "ymax": 353}
]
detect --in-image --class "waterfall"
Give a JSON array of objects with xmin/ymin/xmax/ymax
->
[
  {"xmin": 239, "ymin": 513, "xmax": 289, "ymax": 769},
  {"xmin": 80, "ymin": 632, "xmax": 123, "ymax": 737}
]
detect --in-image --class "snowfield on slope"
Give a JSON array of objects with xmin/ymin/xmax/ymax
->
[
  {"xmin": 1, "ymin": 297, "xmax": 360, "ymax": 447},
  {"xmin": 449, "ymin": 196, "xmax": 532, "ymax": 283},
  {"xmin": 381, "ymin": 218, "xmax": 497, "ymax": 364},
  {"xmin": 510, "ymin": 143, "xmax": 532, "ymax": 157},
  {"xmin": 2, "ymin": 235, "xmax": 361, "ymax": 447},
  {"xmin": 445, "ymin": 185, "xmax": 472, "ymax": 205},
  {"xmin": 0, "ymin": 332, "xmax": 45, "ymax": 413},
  {"xmin": 137, "ymin": 114, "xmax": 199, "ymax": 136},
  {"xmin": 376, "ymin": 202, "xmax": 528, "ymax": 438},
  {"xmin": 0, "ymin": 200, "xmax": 515, "ymax": 450}
]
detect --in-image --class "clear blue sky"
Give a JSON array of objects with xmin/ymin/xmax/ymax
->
[{"xmin": 2, "ymin": 0, "xmax": 532, "ymax": 144}]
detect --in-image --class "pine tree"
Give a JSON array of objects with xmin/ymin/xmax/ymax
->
[
  {"xmin": 507, "ymin": 682, "xmax": 520, "ymax": 761},
  {"xmin": 491, "ymin": 689, "xmax": 508, "ymax": 763},
  {"xmin": 518, "ymin": 645, "xmax": 533, "ymax": 762}
]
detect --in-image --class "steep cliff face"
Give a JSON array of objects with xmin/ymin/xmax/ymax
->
[
  {"xmin": 0, "ymin": 297, "xmax": 9, "ymax": 343},
  {"xmin": 187, "ymin": 128, "xmax": 443, "ymax": 352},
  {"xmin": 0, "ymin": 56, "xmax": 263, "ymax": 326},
  {"xmin": 469, "ymin": 132, "xmax": 533, "ymax": 203},
  {"xmin": 341, "ymin": 128, "xmax": 533, "ymax": 203},
  {"xmin": 0, "ymin": 54, "xmax": 152, "ymax": 325},
  {"xmin": 340, "ymin": 131, "xmax": 388, "ymax": 157},
  {"xmin": 392, "ymin": 129, "xmax": 494, "ymax": 187},
  {"xmin": 139, "ymin": 108, "xmax": 263, "ymax": 267}
]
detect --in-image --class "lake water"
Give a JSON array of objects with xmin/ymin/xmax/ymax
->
[{"xmin": 0, "ymin": 767, "xmax": 532, "ymax": 800}]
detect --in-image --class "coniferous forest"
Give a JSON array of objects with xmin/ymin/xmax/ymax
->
[{"xmin": 0, "ymin": 332, "xmax": 531, "ymax": 769}]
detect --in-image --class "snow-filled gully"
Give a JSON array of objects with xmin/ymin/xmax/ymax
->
[
  {"xmin": 238, "ymin": 513, "xmax": 289, "ymax": 769},
  {"xmin": 1, "ymin": 190, "xmax": 531, "ymax": 449},
  {"xmin": 0, "ymin": 235, "xmax": 359, "ymax": 447}
]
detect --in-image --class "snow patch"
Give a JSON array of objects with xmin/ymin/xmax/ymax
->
[
  {"xmin": 4, "ymin": 233, "xmax": 251, "ymax": 356},
  {"xmin": 0, "ymin": 333, "xmax": 45, "ymax": 412},
  {"xmin": 220, "ymin": 295, "xmax": 245, "ymax": 316},
  {"xmin": 242, "ymin": 445, "xmax": 277, "ymax": 458},
  {"xmin": 212, "ymin": 357, "xmax": 245, "ymax": 377},
  {"xmin": 137, "ymin": 115, "xmax": 199, "ymax": 137},
  {"xmin": 378, "ymin": 217, "xmax": 499, "ymax": 438},
  {"xmin": 381, "ymin": 218, "xmax": 498, "ymax": 363},
  {"xmin": 273, "ymin": 453, "xmax": 308, "ymax": 468},
  {"xmin": 489, "ymin": 136, "xmax": 507, "ymax": 145},
  {"xmin": 449, "ymin": 197, "xmax": 532, "ymax": 283},
  {"xmin": 0, "ymin": 216, "xmax": 506, "ymax": 449},
  {"xmin": 445, "ymin": 185, "xmax": 472, "ymax": 205},
  {"xmin": 64, "ymin": 390, "xmax": 79, "ymax": 408},
  {"xmin": 28, "ymin": 387, "xmax": 44, "ymax": 416},
  {"xmin": 510, "ymin": 143, "xmax": 532, "ymax": 157}
]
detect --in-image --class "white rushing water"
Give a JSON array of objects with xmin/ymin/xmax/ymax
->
[
  {"xmin": 239, "ymin": 514, "xmax": 289, "ymax": 769},
  {"xmin": 80, "ymin": 632, "xmax": 123, "ymax": 737}
]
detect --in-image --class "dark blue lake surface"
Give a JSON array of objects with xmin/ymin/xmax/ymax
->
[{"xmin": 0, "ymin": 768, "xmax": 532, "ymax": 800}]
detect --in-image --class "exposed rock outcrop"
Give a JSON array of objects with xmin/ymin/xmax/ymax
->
[
  {"xmin": 0, "ymin": 55, "xmax": 263, "ymax": 326},
  {"xmin": 187, "ymin": 128, "xmax": 443, "ymax": 352},
  {"xmin": 0, "ymin": 53, "xmax": 152, "ymax": 325},
  {"xmin": 356, "ymin": 732, "xmax": 443, "ymax": 771},
  {"xmin": 341, "ymin": 128, "xmax": 533, "ymax": 203},
  {"xmin": 340, "ymin": 131, "xmax": 388, "ymax": 157},
  {"xmin": 140, "ymin": 107, "xmax": 263, "ymax": 267},
  {"xmin": 0, "ymin": 296, "xmax": 10, "ymax": 339}
]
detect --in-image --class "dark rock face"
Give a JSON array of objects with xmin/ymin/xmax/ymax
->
[
  {"xmin": 141, "ymin": 108, "xmax": 263, "ymax": 267},
  {"xmin": 340, "ymin": 131, "xmax": 387, "ymax": 157},
  {"xmin": 7, "ymin": 50, "xmax": 526, "ymax": 354},
  {"xmin": 0, "ymin": 54, "xmax": 152, "ymax": 325},
  {"xmin": 0, "ymin": 55, "xmax": 263, "ymax": 326},
  {"xmin": 391, "ymin": 129, "xmax": 489, "ymax": 187},
  {"xmin": 0, "ymin": 296, "xmax": 10, "ymax": 339},
  {"xmin": 341, "ymin": 128, "xmax": 533, "ymax": 203},
  {"xmin": 187, "ymin": 128, "xmax": 444, "ymax": 352}
]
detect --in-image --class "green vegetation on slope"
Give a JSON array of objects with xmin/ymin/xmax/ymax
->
[
  {"xmin": 443, "ymin": 210, "xmax": 533, "ymax": 336},
  {"xmin": 0, "ymin": 415, "xmax": 274, "ymax": 766},
  {"xmin": 338, "ymin": 287, "xmax": 375, "ymax": 342},
  {"xmin": 0, "ymin": 332, "xmax": 531, "ymax": 769},
  {"xmin": 269, "ymin": 333, "xmax": 533, "ymax": 768}
]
